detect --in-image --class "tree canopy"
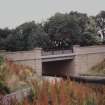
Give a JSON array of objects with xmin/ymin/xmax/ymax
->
[
  {"xmin": 96, "ymin": 11, "xmax": 105, "ymax": 42},
  {"xmin": 0, "ymin": 11, "xmax": 104, "ymax": 51}
]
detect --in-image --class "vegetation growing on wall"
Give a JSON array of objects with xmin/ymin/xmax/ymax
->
[{"xmin": 89, "ymin": 59, "xmax": 105, "ymax": 75}]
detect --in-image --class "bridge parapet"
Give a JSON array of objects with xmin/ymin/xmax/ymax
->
[{"xmin": 42, "ymin": 49, "xmax": 73, "ymax": 56}]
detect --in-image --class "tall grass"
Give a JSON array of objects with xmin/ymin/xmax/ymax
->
[
  {"xmin": 0, "ymin": 58, "xmax": 34, "ymax": 93},
  {"xmin": 1, "ymin": 57, "xmax": 105, "ymax": 105},
  {"xmin": 1, "ymin": 79, "xmax": 105, "ymax": 105}
]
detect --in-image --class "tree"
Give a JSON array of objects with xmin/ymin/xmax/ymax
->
[
  {"xmin": 44, "ymin": 11, "xmax": 95, "ymax": 49},
  {"xmin": 5, "ymin": 21, "xmax": 49, "ymax": 51},
  {"xmin": 69, "ymin": 11, "xmax": 89, "ymax": 33},
  {"xmin": 0, "ymin": 28, "xmax": 12, "ymax": 50},
  {"xmin": 80, "ymin": 32, "xmax": 98, "ymax": 46},
  {"xmin": 0, "ymin": 11, "xmax": 101, "ymax": 51},
  {"xmin": 96, "ymin": 11, "xmax": 105, "ymax": 42}
]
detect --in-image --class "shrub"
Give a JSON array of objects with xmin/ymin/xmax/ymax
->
[
  {"xmin": 0, "ymin": 58, "xmax": 34, "ymax": 92},
  {"xmin": 0, "ymin": 81, "xmax": 10, "ymax": 95},
  {"xmin": 0, "ymin": 56, "xmax": 4, "ymax": 65}
]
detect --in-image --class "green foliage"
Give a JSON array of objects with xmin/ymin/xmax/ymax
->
[
  {"xmin": 44, "ymin": 12, "xmax": 82, "ymax": 48},
  {"xmin": 0, "ymin": 28, "xmax": 12, "ymax": 50},
  {"xmin": 0, "ymin": 57, "xmax": 10, "ymax": 94},
  {"xmin": 0, "ymin": 80, "xmax": 10, "ymax": 94},
  {"xmin": 96, "ymin": 10, "xmax": 105, "ymax": 31},
  {"xmin": 89, "ymin": 59, "xmax": 105, "ymax": 75},
  {"xmin": 0, "ymin": 11, "xmax": 103, "ymax": 51},
  {"xmin": 96, "ymin": 11, "xmax": 105, "ymax": 42},
  {"xmin": 0, "ymin": 56, "xmax": 4, "ymax": 65},
  {"xmin": 80, "ymin": 32, "xmax": 99, "ymax": 46},
  {"xmin": 0, "ymin": 62, "xmax": 9, "ymax": 82},
  {"xmin": 83, "ymin": 98, "xmax": 96, "ymax": 105},
  {"xmin": 44, "ymin": 11, "xmax": 97, "ymax": 49},
  {"xmin": 4, "ymin": 21, "xmax": 49, "ymax": 51}
]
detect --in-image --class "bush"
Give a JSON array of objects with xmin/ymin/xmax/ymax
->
[
  {"xmin": 0, "ymin": 56, "xmax": 4, "ymax": 65},
  {"xmin": 0, "ymin": 58, "xmax": 34, "ymax": 93},
  {"xmin": 80, "ymin": 32, "xmax": 99, "ymax": 46},
  {"xmin": 0, "ymin": 81, "xmax": 10, "ymax": 94}
]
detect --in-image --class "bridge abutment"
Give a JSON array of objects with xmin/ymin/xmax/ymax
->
[
  {"xmin": 0, "ymin": 48, "xmax": 42, "ymax": 76},
  {"xmin": 72, "ymin": 45, "xmax": 105, "ymax": 76}
]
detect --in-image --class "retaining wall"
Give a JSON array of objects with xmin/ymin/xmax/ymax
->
[
  {"xmin": 73, "ymin": 45, "xmax": 105, "ymax": 75},
  {"xmin": 0, "ymin": 48, "xmax": 42, "ymax": 76}
]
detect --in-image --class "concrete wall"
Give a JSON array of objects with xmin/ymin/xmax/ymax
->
[
  {"xmin": 73, "ymin": 45, "xmax": 105, "ymax": 76},
  {"xmin": 1, "ymin": 45, "xmax": 105, "ymax": 77},
  {"xmin": 0, "ymin": 48, "xmax": 42, "ymax": 76}
]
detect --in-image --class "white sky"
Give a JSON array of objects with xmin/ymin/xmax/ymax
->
[{"xmin": 0, "ymin": 0, "xmax": 104, "ymax": 28}]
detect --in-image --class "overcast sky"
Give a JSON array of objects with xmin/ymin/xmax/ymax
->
[{"xmin": 0, "ymin": 0, "xmax": 105, "ymax": 28}]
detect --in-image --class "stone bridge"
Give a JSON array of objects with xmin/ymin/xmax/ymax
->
[{"xmin": 1, "ymin": 45, "xmax": 105, "ymax": 77}]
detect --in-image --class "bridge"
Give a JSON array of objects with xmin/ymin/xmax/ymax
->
[
  {"xmin": 41, "ymin": 49, "xmax": 75, "ymax": 76},
  {"xmin": 41, "ymin": 49, "xmax": 75, "ymax": 62},
  {"xmin": 1, "ymin": 45, "xmax": 105, "ymax": 77}
]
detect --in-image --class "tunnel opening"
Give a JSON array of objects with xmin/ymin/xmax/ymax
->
[{"xmin": 42, "ymin": 59, "xmax": 74, "ymax": 77}]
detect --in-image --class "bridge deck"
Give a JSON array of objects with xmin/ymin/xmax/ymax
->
[
  {"xmin": 42, "ymin": 49, "xmax": 73, "ymax": 56},
  {"xmin": 42, "ymin": 49, "xmax": 74, "ymax": 62},
  {"xmin": 42, "ymin": 53, "xmax": 75, "ymax": 62}
]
